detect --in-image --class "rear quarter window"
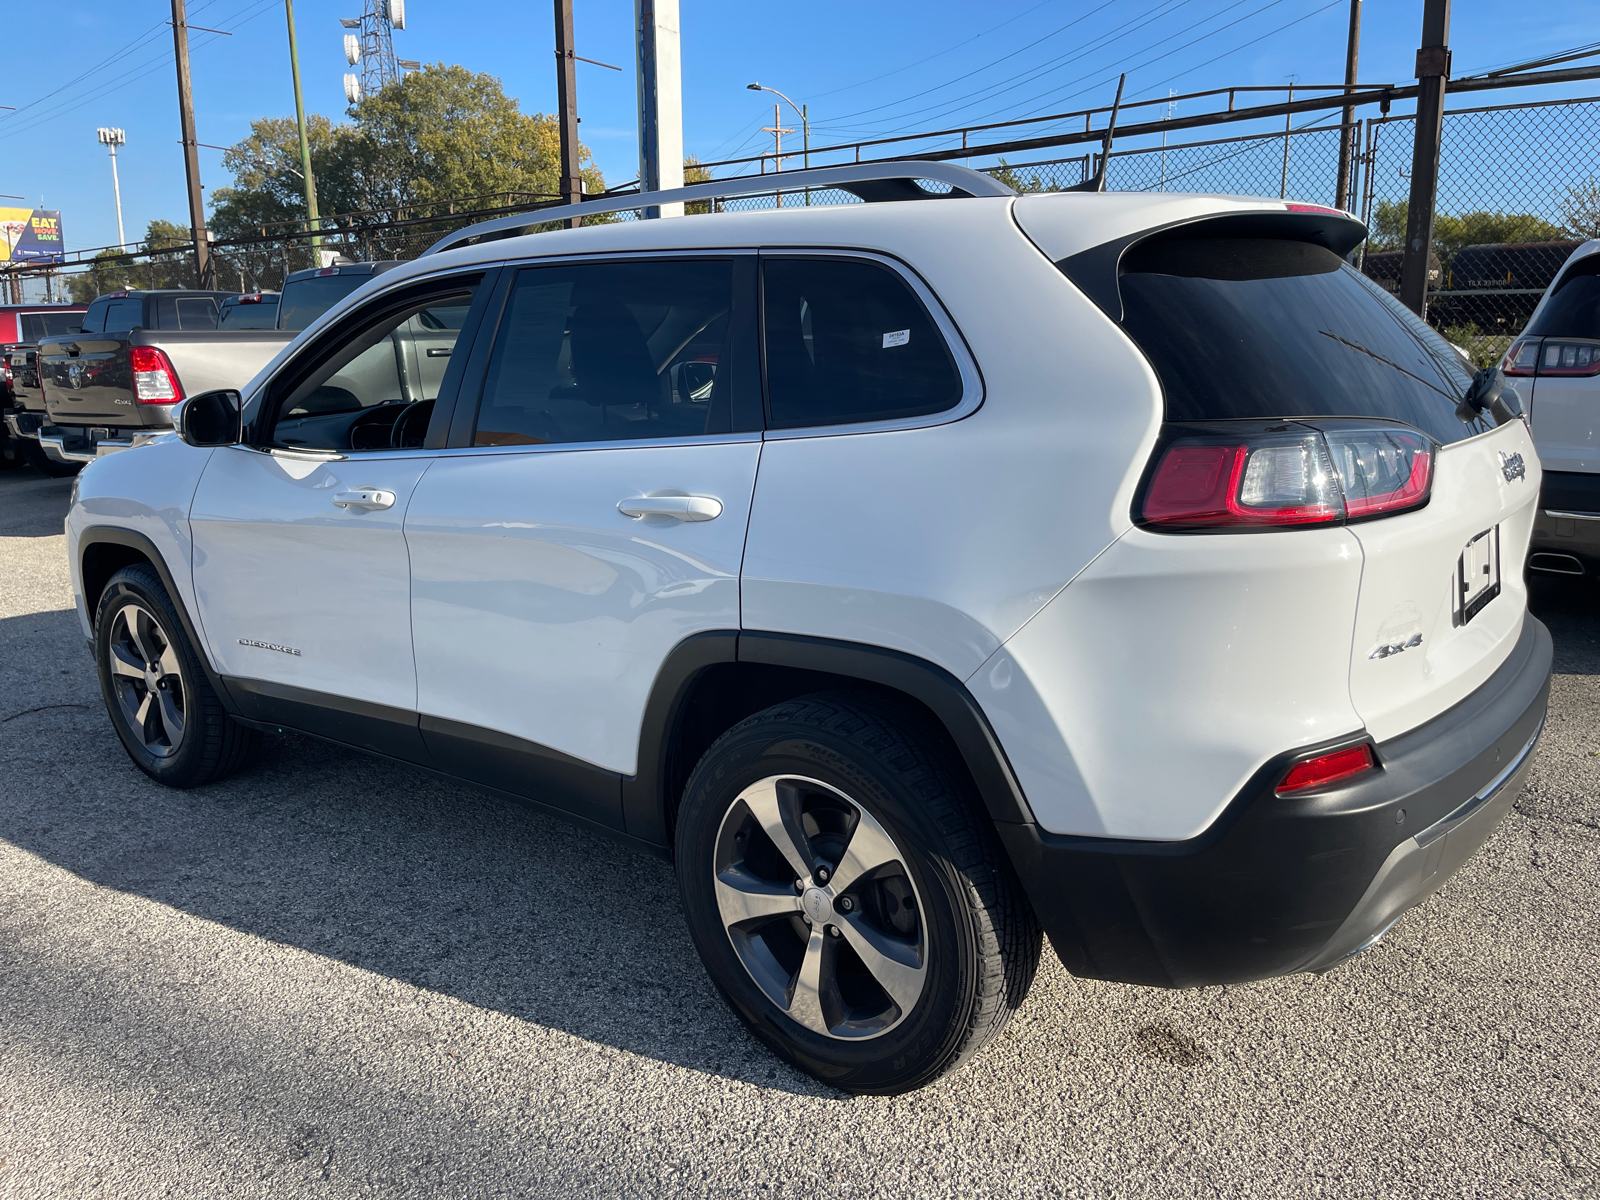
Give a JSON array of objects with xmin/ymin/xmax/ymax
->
[
  {"xmin": 1528, "ymin": 255, "xmax": 1600, "ymax": 339},
  {"xmin": 1116, "ymin": 237, "xmax": 1485, "ymax": 444}
]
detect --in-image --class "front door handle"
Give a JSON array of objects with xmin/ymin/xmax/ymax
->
[
  {"xmin": 617, "ymin": 494, "xmax": 723, "ymax": 522},
  {"xmin": 333, "ymin": 488, "xmax": 397, "ymax": 511}
]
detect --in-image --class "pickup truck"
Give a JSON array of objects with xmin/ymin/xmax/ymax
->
[
  {"xmin": 1, "ymin": 305, "xmax": 87, "ymax": 471},
  {"xmin": 21, "ymin": 264, "xmax": 402, "ymax": 465}
]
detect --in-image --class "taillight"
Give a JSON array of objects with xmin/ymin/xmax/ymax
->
[
  {"xmin": 1538, "ymin": 339, "xmax": 1600, "ymax": 377},
  {"xmin": 1276, "ymin": 743, "xmax": 1377, "ymax": 794},
  {"xmin": 129, "ymin": 345, "xmax": 183, "ymax": 403},
  {"xmin": 1501, "ymin": 338, "xmax": 1538, "ymax": 377},
  {"xmin": 1139, "ymin": 422, "xmax": 1434, "ymax": 531}
]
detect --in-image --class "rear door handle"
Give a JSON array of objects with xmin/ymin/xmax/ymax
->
[
  {"xmin": 617, "ymin": 494, "xmax": 723, "ymax": 522},
  {"xmin": 333, "ymin": 488, "xmax": 397, "ymax": 511}
]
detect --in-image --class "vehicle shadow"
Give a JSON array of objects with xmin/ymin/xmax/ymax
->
[
  {"xmin": 0, "ymin": 604, "xmax": 837, "ymax": 1099},
  {"xmin": 1527, "ymin": 572, "xmax": 1600, "ymax": 674},
  {"xmin": 0, "ymin": 468, "xmax": 76, "ymax": 537}
]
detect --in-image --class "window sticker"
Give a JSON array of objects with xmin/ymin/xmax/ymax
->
[{"xmin": 882, "ymin": 329, "xmax": 910, "ymax": 348}]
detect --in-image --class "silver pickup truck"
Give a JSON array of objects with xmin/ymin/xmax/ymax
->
[{"xmin": 14, "ymin": 262, "xmax": 401, "ymax": 465}]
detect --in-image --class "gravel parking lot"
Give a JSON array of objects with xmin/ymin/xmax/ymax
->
[{"xmin": 1, "ymin": 466, "xmax": 1597, "ymax": 1199}]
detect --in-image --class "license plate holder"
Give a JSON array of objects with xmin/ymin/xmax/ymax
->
[{"xmin": 1453, "ymin": 526, "xmax": 1501, "ymax": 627}]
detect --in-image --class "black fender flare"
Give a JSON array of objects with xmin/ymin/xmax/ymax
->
[{"xmin": 622, "ymin": 629, "xmax": 1036, "ymax": 846}]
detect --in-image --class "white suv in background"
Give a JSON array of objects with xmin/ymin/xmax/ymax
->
[
  {"xmin": 67, "ymin": 165, "xmax": 1551, "ymax": 1095},
  {"xmin": 1503, "ymin": 239, "xmax": 1600, "ymax": 576}
]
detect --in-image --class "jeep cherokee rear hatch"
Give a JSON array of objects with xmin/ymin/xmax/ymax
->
[{"xmin": 1019, "ymin": 200, "xmax": 1539, "ymax": 741}]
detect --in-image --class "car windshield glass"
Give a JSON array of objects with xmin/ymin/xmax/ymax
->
[
  {"xmin": 1527, "ymin": 257, "xmax": 1600, "ymax": 339},
  {"xmin": 1116, "ymin": 237, "xmax": 1486, "ymax": 444},
  {"xmin": 20, "ymin": 312, "xmax": 85, "ymax": 341},
  {"xmin": 278, "ymin": 275, "xmax": 368, "ymax": 331}
]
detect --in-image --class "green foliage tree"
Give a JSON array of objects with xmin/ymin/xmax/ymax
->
[
  {"xmin": 1559, "ymin": 176, "xmax": 1600, "ymax": 240},
  {"xmin": 67, "ymin": 219, "xmax": 199, "ymax": 301},
  {"xmin": 987, "ymin": 158, "xmax": 1050, "ymax": 194},
  {"xmin": 1368, "ymin": 199, "xmax": 1566, "ymax": 260}
]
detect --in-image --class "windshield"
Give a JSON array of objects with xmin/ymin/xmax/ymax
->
[
  {"xmin": 20, "ymin": 311, "xmax": 86, "ymax": 342},
  {"xmin": 277, "ymin": 275, "xmax": 368, "ymax": 332},
  {"xmin": 1117, "ymin": 237, "xmax": 1485, "ymax": 444},
  {"xmin": 1527, "ymin": 256, "xmax": 1600, "ymax": 339}
]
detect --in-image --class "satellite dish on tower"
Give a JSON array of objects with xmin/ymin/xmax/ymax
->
[
  {"xmin": 344, "ymin": 73, "xmax": 362, "ymax": 104},
  {"xmin": 387, "ymin": 0, "xmax": 405, "ymax": 30},
  {"xmin": 344, "ymin": 34, "xmax": 360, "ymax": 65}
]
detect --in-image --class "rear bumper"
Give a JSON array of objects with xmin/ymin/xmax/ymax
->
[
  {"xmin": 1528, "ymin": 471, "xmax": 1600, "ymax": 576},
  {"xmin": 996, "ymin": 616, "xmax": 1552, "ymax": 988}
]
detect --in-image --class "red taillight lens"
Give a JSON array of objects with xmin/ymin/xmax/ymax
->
[
  {"xmin": 1538, "ymin": 339, "xmax": 1600, "ymax": 377},
  {"xmin": 129, "ymin": 345, "xmax": 183, "ymax": 403},
  {"xmin": 1501, "ymin": 338, "xmax": 1538, "ymax": 377},
  {"xmin": 238, "ymin": 293, "xmax": 264, "ymax": 305},
  {"xmin": 1276, "ymin": 743, "xmax": 1377, "ymax": 794},
  {"xmin": 1141, "ymin": 423, "xmax": 1434, "ymax": 531}
]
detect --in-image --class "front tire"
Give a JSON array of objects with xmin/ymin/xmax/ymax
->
[
  {"xmin": 675, "ymin": 692, "xmax": 1041, "ymax": 1094},
  {"xmin": 94, "ymin": 565, "xmax": 258, "ymax": 787}
]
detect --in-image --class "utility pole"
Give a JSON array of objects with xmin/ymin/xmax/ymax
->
[
  {"xmin": 1335, "ymin": 0, "xmax": 1362, "ymax": 212},
  {"xmin": 170, "ymin": 0, "xmax": 213, "ymax": 288},
  {"xmin": 97, "ymin": 128, "xmax": 128, "ymax": 247},
  {"xmin": 635, "ymin": 0, "xmax": 683, "ymax": 218},
  {"xmin": 1400, "ymin": 0, "xmax": 1450, "ymax": 318},
  {"xmin": 285, "ymin": 0, "xmax": 322, "ymax": 259},
  {"xmin": 762, "ymin": 104, "xmax": 793, "ymax": 206},
  {"xmin": 1280, "ymin": 78, "xmax": 1296, "ymax": 199},
  {"xmin": 554, "ymin": 0, "xmax": 583, "ymax": 228}
]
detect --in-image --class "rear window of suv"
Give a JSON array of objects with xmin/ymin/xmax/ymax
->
[
  {"xmin": 1527, "ymin": 255, "xmax": 1600, "ymax": 339},
  {"xmin": 1117, "ymin": 237, "xmax": 1483, "ymax": 444},
  {"xmin": 278, "ymin": 275, "xmax": 369, "ymax": 332}
]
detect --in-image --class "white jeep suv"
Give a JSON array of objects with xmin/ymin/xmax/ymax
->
[{"xmin": 67, "ymin": 165, "xmax": 1552, "ymax": 1095}]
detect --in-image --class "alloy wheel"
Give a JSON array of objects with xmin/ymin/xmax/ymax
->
[
  {"xmin": 106, "ymin": 602, "xmax": 187, "ymax": 758},
  {"xmin": 712, "ymin": 774, "xmax": 928, "ymax": 1040}
]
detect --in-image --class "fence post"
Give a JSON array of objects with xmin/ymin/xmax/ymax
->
[{"xmin": 1400, "ymin": 0, "xmax": 1451, "ymax": 317}]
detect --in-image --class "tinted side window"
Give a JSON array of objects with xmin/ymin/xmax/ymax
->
[
  {"xmin": 1528, "ymin": 256, "xmax": 1600, "ymax": 339},
  {"xmin": 474, "ymin": 258, "xmax": 734, "ymax": 447},
  {"xmin": 104, "ymin": 298, "xmax": 143, "ymax": 333},
  {"xmin": 80, "ymin": 299, "xmax": 111, "ymax": 334},
  {"xmin": 20, "ymin": 312, "xmax": 86, "ymax": 342},
  {"xmin": 1116, "ymin": 238, "xmax": 1482, "ymax": 445},
  {"xmin": 762, "ymin": 257, "xmax": 962, "ymax": 429}
]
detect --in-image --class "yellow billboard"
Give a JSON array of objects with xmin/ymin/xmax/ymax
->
[{"xmin": 0, "ymin": 208, "xmax": 66, "ymax": 264}]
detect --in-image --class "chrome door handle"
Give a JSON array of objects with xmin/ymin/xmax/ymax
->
[
  {"xmin": 617, "ymin": 494, "xmax": 723, "ymax": 522},
  {"xmin": 333, "ymin": 488, "xmax": 396, "ymax": 511}
]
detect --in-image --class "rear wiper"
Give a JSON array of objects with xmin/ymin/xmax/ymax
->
[{"xmin": 1318, "ymin": 330, "xmax": 1455, "ymax": 400}]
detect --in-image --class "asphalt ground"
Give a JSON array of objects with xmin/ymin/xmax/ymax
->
[{"xmin": 0, "ymin": 465, "xmax": 1596, "ymax": 1200}]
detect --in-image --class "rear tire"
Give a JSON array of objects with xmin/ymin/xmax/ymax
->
[
  {"xmin": 94, "ymin": 565, "xmax": 258, "ymax": 787},
  {"xmin": 675, "ymin": 691, "xmax": 1041, "ymax": 1094}
]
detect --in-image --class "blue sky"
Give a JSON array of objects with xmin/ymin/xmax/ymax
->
[{"xmin": 2, "ymin": 0, "xmax": 1597, "ymax": 254}]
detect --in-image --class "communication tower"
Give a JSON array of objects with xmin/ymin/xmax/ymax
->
[{"xmin": 340, "ymin": 0, "xmax": 410, "ymax": 104}]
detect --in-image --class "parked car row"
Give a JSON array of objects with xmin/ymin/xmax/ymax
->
[
  {"xmin": 63, "ymin": 165, "xmax": 1559, "ymax": 1095},
  {"xmin": 1, "ymin": 261, "xmax": 401, "ymax": 473}
]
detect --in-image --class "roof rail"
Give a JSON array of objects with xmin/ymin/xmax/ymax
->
[{"xmin": 422, "ymin": 160, "xmax": 1016, "ymax": 257}]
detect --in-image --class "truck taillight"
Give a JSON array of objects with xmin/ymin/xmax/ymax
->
[
  {"xmin": 129, "ymin": 345, "xmax": 183, "ymax": 403},
  {"xmin": 1138, "ymin": 422, "xmax": 1434, "ymax": 531}
]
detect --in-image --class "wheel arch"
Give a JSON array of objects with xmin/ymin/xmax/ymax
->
[
  {"xmin": 624, "ymin": 630, "xmax": 1036, "ymax": 847},
  {"xmin": 78, "ymin": 525, "xmax": 237, "ymax": 715}
]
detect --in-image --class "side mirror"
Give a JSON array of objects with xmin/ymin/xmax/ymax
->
[
  {"xmin": 178, "ymin": 389, "xmax": 244, "ymax": 447},
  {"xmin": 1456, "ymin": 366, "xmax": 1524, "ymax": 427}
]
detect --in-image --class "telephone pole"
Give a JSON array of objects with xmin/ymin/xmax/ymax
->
[
  {"xmin": 285, "ymin": 0, "xmax": 322, "ymax": 257},
  {"xmin": 554, "ymin": 0, "xmax": 583, "ymax": 228},
  {"xmin": 635, "ymin": 0, "xmax": 683, "ymax": 218},
  {"xmin": 170, "ymin": 0, "xmax": 213, "ymax": 288},
  {"xmin": 1400, "ymin": 0, "xmax": 1450, "ymax": 317},
  {"xmin": 1335, "ymin": 0, "xmax": 1362, "ymax": 212}
]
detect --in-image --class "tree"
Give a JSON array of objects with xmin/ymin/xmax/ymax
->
[
  {"xmin": 66, "ymin": 219, "xmax": 199, "ymax": 301},
  {"xmin": 1368, "ymin": 200, "xmax": 1566, "ymax": 260},
  {"xmin": 1559, "ymin": 176, "xmax": 1600, "ymax": 240},
  {"xmin": 988, "ymin": 158, "xmax": 1050, "ymax": 194}
]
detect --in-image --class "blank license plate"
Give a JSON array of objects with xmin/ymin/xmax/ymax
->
[{"xmin": 1454, "ymin": 526, "xmax": 1501, "ymax": 627}]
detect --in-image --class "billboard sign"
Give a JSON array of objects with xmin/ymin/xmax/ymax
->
[{"xmin": 0, "ymin": 208, "xmax": 65, "ymax": 265}]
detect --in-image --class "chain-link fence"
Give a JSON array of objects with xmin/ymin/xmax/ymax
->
[
  {"xmin": 11, "ymin": 94, "xmax": 1597, "ymax": 358},
  {"xmin": 1361, "ymin": 96, "xmax": 1600, "ymax": 365}
]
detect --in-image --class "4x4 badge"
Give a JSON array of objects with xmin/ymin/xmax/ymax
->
[{"xmin": 1499, "ymin": 451, "xmax": 1526, "ymax": 482}]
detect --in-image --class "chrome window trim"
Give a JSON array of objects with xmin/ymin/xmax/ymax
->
[{"xmin": 754, "ymin": 248, "xmax": 985, "ymax": 441}]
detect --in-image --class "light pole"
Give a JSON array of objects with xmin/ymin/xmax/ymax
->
[
  {"xmin": 747, "ymin": 82, "xmax": 809, "ymax": 205},
  {"xmin": 97, "ymin": 128, "xmax": 128, "ymax": 247}
]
